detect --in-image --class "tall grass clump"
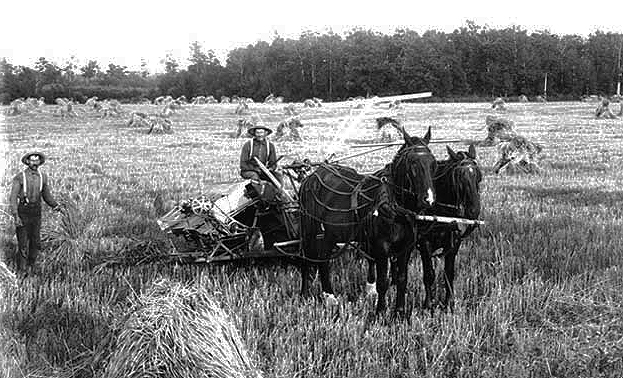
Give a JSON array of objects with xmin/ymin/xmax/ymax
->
[
  {"xmin": 0, "ymin": 260, "xmax": 17, "ymax": 289},
  {"xmin": 102, "ymin": 279, "xmax": 261, "ymax": 378}
]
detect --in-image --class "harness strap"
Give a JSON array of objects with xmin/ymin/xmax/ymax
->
[{"xmin": 350, "ymin": 180, "xmax": 365, "ymax": 223}]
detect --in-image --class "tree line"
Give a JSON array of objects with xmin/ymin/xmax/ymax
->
[{"xmin": 2, "ymin": 22, "xmax": 622, "ymax": 104}]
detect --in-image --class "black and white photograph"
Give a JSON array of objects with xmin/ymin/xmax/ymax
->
[{"xmin": 1, "ymin": 0, "xmax": 622, "ymax": 377}]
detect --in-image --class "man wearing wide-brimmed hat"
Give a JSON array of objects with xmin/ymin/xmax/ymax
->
[
  {"xmin": 239, "ymin": 124, "xmax": 282, "ymax": 184},
  {"xmin": 8, "ymin": 151, "xmax": 60, "ymax": 272}
]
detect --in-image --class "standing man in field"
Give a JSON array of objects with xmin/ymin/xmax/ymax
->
[
  {"xmin": 239, "ymin": 124, "xmax": 282, "ymax": 185},
  {"xmin": 8, "ymin": 152, "xmax": 61, "ymax": 273}
]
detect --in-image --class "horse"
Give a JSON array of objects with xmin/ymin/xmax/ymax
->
[
  {"xmin": 367, "ymin": 144, "xmax": 482, "ymax": 313},
  {"xmin": 417, "ymin": 144, "xmax": 481, "ymax": 311},
  {"xmin": 297, "ymin": 127, "xmax": 437, "ymax": 315}
]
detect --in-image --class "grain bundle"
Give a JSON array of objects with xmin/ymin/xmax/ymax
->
[
  {"xmin": 303, "ymin": 99, "xmax": 317, "ymax": 108},
  {"xmin": 482, "ymin": 115, "xmax": 515, "ymax": 145},
  {"xmin": 274, "ymin": 118, "xmax": 303, "ymax": 141},
  {"xmin": 374, "ymin": 117, "xmax": 406, "ymax": 142},
  {"xmin": 233, "ymin": 119, "xmax": 254, "ymax": 138},
  {"xmin": 4, "ymin": 99, "xmax": 26, "ymax": 116},
  {"xmin": 100, "ymin": 99, "xmax": 123, "ymax": 118},
  {"xmin": 595, "ymin": 99, "xmax": 617, "ymax": 119},
  {"xmin": 37, "ymin": 195, "xmax": 90, "ymax": 270},
  {"xmin": 581, "ymin": 95, "xmax": 600, "ymax": 102},
  {"xmin": 147, "ymin": 117, "xmax": 173, "ymax": 134},
  {"xmin": 86, "ymin": 96, "xmax": 99, "ymax": 109},
  {"xmin": 494, "ymin": 135, "xmax": 543, "ymax": 174},
  {"xmin": 235, "ymin": 102, "xmax": 249, "ymax": 115},
  {"xmin": 283, "ymin": 103, "xmax": 298, "ymax": 116},
  {"xmin": 103, "ymin": 279, "xmax": 261, "ymax": 378},
  {"xmin": 126, "ymin": 112, "xmax": 150, "ymax": 127},
  {"xmin": 375, "ymin": 116, "xmax": 401, "ymax": 130},
  {"xmin": 388, "ymin": 100, "xmax": 402, "ymax": 109},
  {"xmin": 192, "ymin": 96, "xmax": 207, "ymax": 105},
  {"xmin": 491, "ymin": 97, "xmax": 506, "ymax": 110}
]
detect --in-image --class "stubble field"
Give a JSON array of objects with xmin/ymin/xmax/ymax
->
[{"xmin": 1, "ymin": 101, "xmax": 622, "ymax": 377}]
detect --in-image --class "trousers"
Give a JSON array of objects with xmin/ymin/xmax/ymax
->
[
  {"xmin": 241, "ymin": 170, "xmax": 283, "ymax": 185},
  {"xmin": 16, "ymin": 203, "xmax": 42, "ymax": 270}
]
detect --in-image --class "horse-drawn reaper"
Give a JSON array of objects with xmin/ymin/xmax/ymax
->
[{"xmin": 157, "ymin": 96, "xmax": 484, "ymax": 315}]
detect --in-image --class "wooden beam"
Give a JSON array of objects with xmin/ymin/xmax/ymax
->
[
  {"xmin": 369, "ymin": 92, "xmax": 433, "ymax": 103},
  {"xmin": 329, "ymin": 144, "xmax": 395, "ymax": 163},
  {"xmin": 349, "ymin": 139, "xmax": 469, "ymax": 148},
  {"xmin": 414, "ymin": 215, "xmax": 485, "ymax": 225}
]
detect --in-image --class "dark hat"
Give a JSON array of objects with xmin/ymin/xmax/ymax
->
[
  {"xmin": 21, "ymin": 151, "xmax": 46, "ymax": 165},
  {"xmin": 247, "ymin": 125, "xmax": 273, "ymax": 137}
]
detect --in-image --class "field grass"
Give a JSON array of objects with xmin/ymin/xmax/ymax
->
[{"xmin": 1, "ymin": 101, "xmax": 623, "ymax": 377}]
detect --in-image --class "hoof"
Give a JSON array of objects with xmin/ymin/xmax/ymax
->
[
  {"xmin": 322, "ymin": 292, "xmax": 339, "ymax": 307},
  {"xmin": 392, "ymin": 307, "xmax": 408, "ymax": 321},
  {"xmin": 365, "ymin": 282, "xmax": 377, "ymax": 297}
]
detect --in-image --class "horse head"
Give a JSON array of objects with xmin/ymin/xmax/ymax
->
[
  {"xmin": 445, "ymin": 144, "xmax": 482, "ymax": 220},
  {"xmin": 392, "ymin": 126, "xmax": 437, "ymax": 211}
]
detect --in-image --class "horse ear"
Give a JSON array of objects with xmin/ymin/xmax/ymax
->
[
  {"xmin": 446, "ymin": 145, "xmax": 459, "ymax": 160},
  {"xmin": 423, "ymin": 126, "xmax": 431, "ymax": 144},
  {"xmin": 400, "ymin": 125, "xmax": 414, "ymax": 146},
  {"xmin": 468, "ymin": 144, "xmax": 477, "ymax": 159}
]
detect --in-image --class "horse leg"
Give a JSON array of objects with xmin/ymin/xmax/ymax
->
[
  {"xmin": 319, "ymin": 237, "xmax": 337, "ymax": 306},
  {"xmin": 419, "ymin": 241, "xmax": 436, "ymax": 311},
  {"xmin": 300, "ymin": 261, "xmax": 314, "ymax": 297},
  {"xmin": 374, "ymin": 256, "xmax": 388, "ymax": 314},
  {"xmin": 393, "ymin": 247, "xmax": 411, "ymax": 318},
  {"xmin": 443, "ymin": 239, "xmax": 460, "ymax": 312},
  {"xmin": 300, "ymin": 228, "xmax": 318, "ymax": 298},
  {"xmin": 366, "ymin": 259, "xmax": 377, "ymax": 297}
]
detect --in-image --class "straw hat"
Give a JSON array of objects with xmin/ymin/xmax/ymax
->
[
  {"xmin": 247, "ymin": 125, "xmax": 273, "ymax": 137},
  {"xmin": 21, "ymin": 151, "xmax": 46, "ymax": 165}
]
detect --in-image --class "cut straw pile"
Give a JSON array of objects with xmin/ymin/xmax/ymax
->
[{"xmin": 103, "ymin": 279, "xmax": 261, "ymax": 378}]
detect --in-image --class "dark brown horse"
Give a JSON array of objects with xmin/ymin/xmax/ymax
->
[
  {"xmin": 298, "ymin": 128, "xmax": 437, "ymax": 315},
  {"xmin": 367, "ymin": 144, "xmax": 482, "ymax": 312},
  {"xmin": 417, "ymin": 144, "xmax": 482, "ymax": 311}
]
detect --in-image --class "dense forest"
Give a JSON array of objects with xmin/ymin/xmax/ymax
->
[{"xmin": 2, "ymin": 22, "xmax": 622, "ymax": 104}]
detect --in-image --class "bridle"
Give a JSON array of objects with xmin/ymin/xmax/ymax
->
[
  {"xmin": 429, "ymin": 157, "xmax": 481, "ymax": 239},
  {"xmin": 392, "ymin": 143, "xmax": 436, "ymax": 205}
]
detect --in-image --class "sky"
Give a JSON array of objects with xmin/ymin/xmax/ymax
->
[{"xmin": 2, "ymin": 0, "xmax": 623, "ymax": 74}]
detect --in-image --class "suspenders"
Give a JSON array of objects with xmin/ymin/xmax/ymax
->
[
  {"xmin": 22, "ymin": 170, "xmax": 43, "ymax": 204},
  {"xmin": 248, "ymin": 139, "xmax": 270, "ymax": 162}
]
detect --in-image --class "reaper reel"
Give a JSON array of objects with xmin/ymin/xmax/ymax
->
[{"xmin": 190, "ymin": 196, "xmax": 214, "ymax": 215}]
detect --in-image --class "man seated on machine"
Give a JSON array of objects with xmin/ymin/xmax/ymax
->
[{"xmin": 239, "ymin": 124, "xmax": 284, "ymax": 205}]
